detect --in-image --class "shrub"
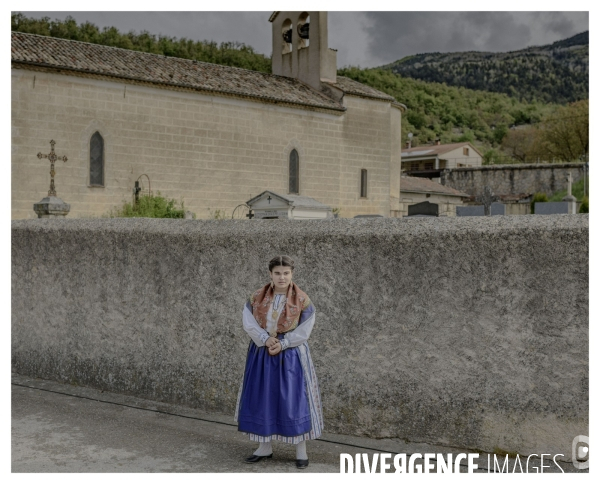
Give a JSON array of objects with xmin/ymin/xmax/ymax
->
[
  {"xmin": 579, "ymin": 196, "xmax": 589, "ymax": 213},
  {"xmin": 530, "ymin": 192, "xmax": 548, "ymax": 214},
  {"xmin": 107, "ymin": 192, "xmax": 188, "ymax": 218}
]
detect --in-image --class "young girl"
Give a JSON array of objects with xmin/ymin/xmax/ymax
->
[{"xmin": 234, "ymin": 255, "xmax": 323, "ymax": 469}]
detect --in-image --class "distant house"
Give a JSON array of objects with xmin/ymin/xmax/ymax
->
[
  {"xmin": 400, "ymin": 176, "xmax": 470, "ymax": 217},
  {"xmin": 402, "ymin": 141, "xmax": 483, "ymax": 179}
]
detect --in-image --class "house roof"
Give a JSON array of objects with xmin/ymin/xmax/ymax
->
[
  {"xmin": 400, "ymin": 176, "xmax": 470, "ymax": 198},
  {"xmin": 402, "ymin": 142, "xmax": 483, "ymax": 159},
  {"xmin": 247, "ymin": 191, "xmax": 331, "ymax": 210},
  {"xmin": 324, "ymin": 76, "xmax": 397, "ymax": 103},
  {"xmin": 11, "ymin": 31, "xmax": 346, "ymax": 113}
]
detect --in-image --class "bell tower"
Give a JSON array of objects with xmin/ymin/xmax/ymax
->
[{"xmin": 269, "ymin": 11, "xmax": 337, "ymax": 92}]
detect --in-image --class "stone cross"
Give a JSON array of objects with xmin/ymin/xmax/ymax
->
[
  {"xmin": 561, "ymin": 171, "xmax": 577, "ymax": 213},
  {"xmin": 37, "ymin": 140, "xmax": 68, "ymax": 197},
  {"xmin": 476, "ymin": 185, "xmax": 499, "ymax": 216},
  {"xmin": 566, "ymin": 172, "xmax": 573, "ymax": 197}
]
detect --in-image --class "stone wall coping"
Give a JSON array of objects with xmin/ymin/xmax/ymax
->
[
  {"xmin": 442, "ymin": 162, "xmax": 586, "ymax": 172},
  {"xmin": 12, "ymin": 214, "xmax": 588, "ymax": 239}
]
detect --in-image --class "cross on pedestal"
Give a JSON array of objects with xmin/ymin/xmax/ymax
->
[
  {"xmin": 562, "ymin": 171, "xmax": 577, "ymax": 213},
  {"xmin": 476, "ymin": 185, "xmax": 499, "ymax": 216},
  {"xmin": 566, "ymin": 172, "xmax": 573, "ymax": 198},
  {"xmin": 37, "ymin": 140, "xmax": 68, "ymax": 197}
]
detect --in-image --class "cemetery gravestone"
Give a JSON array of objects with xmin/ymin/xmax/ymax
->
[
  {"xmin": 491, "ymin": 202, "xmax": 506, "ymax": 215},
  {"xmin": 457, "ymin": 205, "xmax": 485, "ymax": 216},
  {"xmin": 535, "ymin": 202, "xmax": 570, "ymax": 215},
  {"xmin": 407, "ymin": 201, "xmax": 439, "ymax": 217}
]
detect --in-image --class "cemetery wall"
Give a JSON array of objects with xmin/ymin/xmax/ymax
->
[
  {"xmin": 12, "ymin": 216, "xmax": 588, "ymax": 458},
  {"xmin": 441, "ymin": 163, "xmax": 586, "ymax": 197},
  {"xmin": 12, "ymin": 68, "xmax": 398, "ymax": 220}
]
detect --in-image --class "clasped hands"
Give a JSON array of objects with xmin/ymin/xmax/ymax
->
[{"xmin": 266, "ymin": 336, "xmax": 282, "ymax": 355}]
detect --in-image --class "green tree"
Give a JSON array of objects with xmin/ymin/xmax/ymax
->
[{"xmin": 539, "ymin": 100, "xmax": 589, "ymax": 161}]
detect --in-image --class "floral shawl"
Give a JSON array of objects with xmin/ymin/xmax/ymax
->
[{"xmin": 250, "ymin": 282, "xmax": 310, "ymax": 334}]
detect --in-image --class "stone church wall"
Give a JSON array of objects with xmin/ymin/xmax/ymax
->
[
  {"xmin": 12, "ymin": 216, "xmax": 588, "ymax": 459},
  {"xmin": 339, "ymin": 96, "xmax": 402, "ymax": 217},
  {"xmin": 12, "ymin": 69, "xmax": 398, "ymax": 220}
]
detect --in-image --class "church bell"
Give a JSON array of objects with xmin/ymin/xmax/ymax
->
[
  {"xmin": 298, "ymin": 22, "xmax": 309, "ymax": 39},
  {"xmin": 283, "ymin": 29, "xmax": 292, "ymax": 44}
]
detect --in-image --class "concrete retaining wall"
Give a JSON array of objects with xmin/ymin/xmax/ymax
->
[
  {"xmin": 441, "ymin": 162, "xmax": 586, "ymax": 197},
  {"xmin": 12, "ymin": 216, "xmax": 588, "ymax": 459}
]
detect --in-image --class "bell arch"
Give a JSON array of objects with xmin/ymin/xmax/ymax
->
[
  {"xmin": 297, "ymin": 13, "xmax": 310, "ymax": 49},
  {"xmin": 282, "ymin": 18, "xmax": 293, "ymax": 54}
]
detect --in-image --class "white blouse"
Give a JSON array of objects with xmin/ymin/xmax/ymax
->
[{"xmin": 242, "ymin": 297, "xmax": 316, "ymax": 350}]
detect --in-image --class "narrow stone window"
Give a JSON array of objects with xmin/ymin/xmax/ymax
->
[
  {"xmin": 90, "ymin": 131, "xmax": 104, "ymax": 186},
  {"xmin": 463, "ymin": 147, "xmax": 470, "ymax": 156},
  {"xmin": 289, "ymin": 149, "xmax": 299, "ymax": 194},
  {"xmin": 360, "ymin": 169, "xmax": 367, "ymax": 198}
]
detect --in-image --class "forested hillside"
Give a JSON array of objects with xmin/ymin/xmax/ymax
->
[
  {"xmin": 12, "ymin": 14, "xmax": 588, "ymax": 164},
  {"xmin": 383, "ymin": 32, "xmax": 588, "ymax": 104},
  {"xmin": 338, "ymin": 67, "xmax": 553, "ymax": 154}
]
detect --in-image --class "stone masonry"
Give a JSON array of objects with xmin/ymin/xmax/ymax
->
[
  {"xmin": 441, "ymin": 163, "xmax": 586, "ymax": 198},
  {"xmin": 12, "ymin": 216, "xmax": 588, "ymax": 460},
  {"xmin": 11, "ymin": 69, "xmax": 401, "ymax": 220}
]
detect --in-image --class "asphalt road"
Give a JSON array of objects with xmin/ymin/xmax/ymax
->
[{"xmin": 12, "ymin": 374, "xmax": 583, "ymax": 473}]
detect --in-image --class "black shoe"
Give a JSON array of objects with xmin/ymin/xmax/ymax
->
[
  {"xmin": 296, "ymin": 459, "xmax": 309, "ymax": 469},
  {"xmin": 245, "ymin": 453, "xmax": 273, "ymax": 463}
]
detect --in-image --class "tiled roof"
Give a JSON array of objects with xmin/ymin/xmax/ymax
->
[
  {"xmin": 400, "ymin": 176, "xmax": 470, "ymax": 198},
  {"xmin": 11, "ymin": 31, "xmax": 345, "ymax": 112},
  {"xmin": 247, "ymin": 191, "xmax": 331, "ymax": 210},
  {"xmin": 284, "ymin": 193, "xmax": 332, "ymax": 210},
  {"xmin": 325, "ymin": 76, "xmax": 396, "ymax": 102},
  {"xmin": 402, "ymin": 142, "xmax": 483, "ymax": 158}
]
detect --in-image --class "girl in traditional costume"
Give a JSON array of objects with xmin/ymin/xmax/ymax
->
[{"xmin": 234, "ymin": 255, "xmax": 323, "ymax": 469}]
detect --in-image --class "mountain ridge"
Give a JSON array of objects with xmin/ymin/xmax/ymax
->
[{"xmin": 382, "ymin": 31, "xmax": 588, "ymax": 104}]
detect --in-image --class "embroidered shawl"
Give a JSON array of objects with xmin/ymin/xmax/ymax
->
[{"xmin": 250, "ymin": 282, "xmax": 310, "ymax": 334}]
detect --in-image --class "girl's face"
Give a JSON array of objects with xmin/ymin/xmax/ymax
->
[{"xmin": 270, "ymin": 265, "xmax": 293, "ymax": 292}]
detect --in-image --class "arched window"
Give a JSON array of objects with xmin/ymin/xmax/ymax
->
[
  {"xmin": 360, "ymin": 169, "xmax": 368, "ymax": 198},
  {"xmin": 289, "ymin": 149, "xmax": 299, "ymax": 194},
  {"xmin": 297, "ymin": 13, "xmax": 310, "ymax": 49},
  {"xmin": 89, "ymin": 131, "xmax": 104, "ymax": 186},
  {"xmin": 282, "ymin": 19, "xmax": 292, "ymax": 54}
]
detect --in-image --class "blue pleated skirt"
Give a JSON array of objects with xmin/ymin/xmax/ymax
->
[{"xmin": 235, "ymin": 338, "xmax": 323, "ymax": 444}]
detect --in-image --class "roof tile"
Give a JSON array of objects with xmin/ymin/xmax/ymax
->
[
  {"xmin": 402, "ymin": 142, "xmax": 483, "ymax": 158},
  {"xmin": 11, "ymin": 31, "xmax": 346, "ymax": 112},
  {"xmin": 325, "ymin": 76, "xmax": 396, "ymax": 101},
  {"xmin": 401, "ymin": 176, "xmax": 470, "ymax": 197}
]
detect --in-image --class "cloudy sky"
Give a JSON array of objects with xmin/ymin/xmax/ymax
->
[{"xmin": 16, "ymin": 11, "xmax": 589, "ymax": 67}]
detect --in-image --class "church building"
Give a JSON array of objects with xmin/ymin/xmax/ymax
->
[{"xmin": 11, "ymin": 12, "xmax": 405, "ymax": 219}]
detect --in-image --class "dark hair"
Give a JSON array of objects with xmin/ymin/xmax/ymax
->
[{"xmin": 268, "ymin": 255, "xmax": 295, "ymax": 272}]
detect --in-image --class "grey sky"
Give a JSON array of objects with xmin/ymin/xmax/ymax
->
[{"xmin": 16, "ymin": 11, "xmax": 589, "ymax": 67}]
